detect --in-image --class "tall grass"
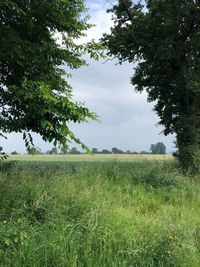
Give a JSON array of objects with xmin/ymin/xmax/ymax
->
[{"xmin": 0, "ymin": 160, "xmax": 200, "ymax": 266}]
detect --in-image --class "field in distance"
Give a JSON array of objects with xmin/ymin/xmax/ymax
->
[{"xmin": 9, "ymin": 153, "xmax": 173, "ymax": 162}]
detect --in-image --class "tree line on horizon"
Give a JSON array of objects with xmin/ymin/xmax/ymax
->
[{"xmin": 10, "ymin": 142, "xmax": 166, "ymax": 155}]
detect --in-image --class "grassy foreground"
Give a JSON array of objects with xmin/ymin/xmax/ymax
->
[{"xmin": 0, "ymin": 158, "xmax": 200, "ymax": 266}]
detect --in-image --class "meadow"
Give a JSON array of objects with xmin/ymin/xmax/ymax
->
[{"xmin": 0, "ymin": 155, "xmax": 200, "ymax": 267}]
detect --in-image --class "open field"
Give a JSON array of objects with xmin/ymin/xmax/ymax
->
[
  {"xmin": 9, "ymin": 154, "xmax": 173, "ymax": 162},
  {"xmin": 1, "ymin": 156, "xmax": 200, "ymax": 266}
]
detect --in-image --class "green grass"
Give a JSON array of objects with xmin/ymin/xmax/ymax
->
[{"xmin": 0, "ymin": 157, "xmax": 200, "ymax": 266}]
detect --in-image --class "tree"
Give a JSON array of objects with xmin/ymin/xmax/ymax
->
[
  {"xmin": 150, "ymin": 142, "xmax": 166, "ymax": 154},
  {"xmin": 69, "ymin": 147, "xmax": 80, "ymax": 154},
  {"xmin": 0, "ymin": 0, "xmax": 102, "ymax": 152},
  {"xmin": 101, "ymin": 149, "xmax": 112, "ymax": 154},
  {"xmin": 60, "ymin": 147, "xmax": 68, "ymax": 155},
  {"xmin": 112, "ymin": 147, "xmax": 119, "ymax": 154},
  {"xmin": 140, "ymin": 151, "xmax": 149, "ymax": 154},
  {"xmin": 11, "ymin": 151, "xmax": 19, "ymax": 155},
  {"xmin": 27, "ymin": 147, "xmax": 42, "ymax": 155},
  {"xmin": 102, "ymin": 0, "xmax": 200, "ymax": 172},
  {"xmin": 111, "ymin": 147, "xmax": 124, "ymax": 154},
  {"xmin": 50, "ymin": 147, "xmax": 58, "ymax": 155},
  {"xmin": 92, "ymin": 148, "xmax": 99, "ymax": 154},
  {"xmin": 150, "ymin": 145, "xmax": 156, "ymax": 155}
]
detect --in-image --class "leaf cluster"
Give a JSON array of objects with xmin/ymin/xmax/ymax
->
[
  {"xmin": 102, "ymin": 0, "xmax": 200, "ymax": 136},
  {"xmin": 0, "ymin": 0, "xmax": 102, "ymax": 149}
]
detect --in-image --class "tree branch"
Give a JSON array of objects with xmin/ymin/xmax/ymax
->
[
  {"xmin": 102, "ymin": 56, "xmax": 117, "ymax": 64},
  {"xmin": 106, "ymin": 0, "xmax": 115, "ymax": 7},
  {"xmin": 121, "ymin": 0, "xmax": 133, "ymax": 22}
]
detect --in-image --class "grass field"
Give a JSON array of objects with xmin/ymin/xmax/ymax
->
[
  {"xmin": 9, "ymin": 154, "xmax": 173, "ymax": 162},
  {"xmin": 1, "ymin": 155, "xmax": 200, "ymax": 266}
]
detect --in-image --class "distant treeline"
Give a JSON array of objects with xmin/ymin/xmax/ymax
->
[{"xmin": 11, "ymin": 142, "xmax": 166, "ymax": 155}]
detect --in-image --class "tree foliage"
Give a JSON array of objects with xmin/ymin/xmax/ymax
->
[
  {"xmin": 103, "ymin": 0, "xmax": 200, "ymax": 172},
  {"xmin": 0, "ymin": 0, "xmax": 102, "ymax": 151},
  {"xmin": 150, "ymin": 142, "xmax": 166, "ymax": 155},
  {"xmin": 27, "ymin": 146, "xmax": 42, "ymax": 155},
  {"xmin": 101, "ymin": 149, "xmax": 112, "ymax": 154},
  {"xmin": 50, "ymin": 147, "xmax": 58, "ymax": 155},
  {"xmin": 92, "ymin": 148, "xmax": 99, "ymax": 154},
  {"xmin": 111, "ymin": 147, "xmax": 124, "ymax": 154},
  {"xmin": 60, "ymin": 147, "xmax": 68, "ymax": 155},
  {"xmin": 69, "ymin": 147, "xmax": 80, "ymax": 154}
]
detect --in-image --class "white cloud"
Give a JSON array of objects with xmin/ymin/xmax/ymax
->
[{"xmin": 77, "ymin": 0, "xmax": 113, "ymax": 43}]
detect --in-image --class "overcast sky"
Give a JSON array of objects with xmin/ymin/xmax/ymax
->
[{"xmin": 1, "ymin": 0, "xmax": 175, "ymax": 153}]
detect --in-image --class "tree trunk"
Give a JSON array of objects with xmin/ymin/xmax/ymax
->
[{"xmin": 176, "ymin": 111, "xmax": 200, "ymax": 173}]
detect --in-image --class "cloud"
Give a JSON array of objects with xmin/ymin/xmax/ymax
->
[
  {"xmin": 69, "ymin": 55, "xmax": 175, "ymax": 152},
  {"xmin": 70, "ymin": 59, "xmax": 152, "ymax": 126},
  {"xmin": 78, "ymin": 0, "xmax": 113, "ymax": 43}
]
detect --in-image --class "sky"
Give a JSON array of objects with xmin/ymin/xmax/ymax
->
[{"xmin": 1, "ymin": 0, "xmax": 175, "ymax": 154}]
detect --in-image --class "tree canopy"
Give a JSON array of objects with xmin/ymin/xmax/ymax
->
[
  {"xmin": 150, "ymin": 142, "xmax": 166, "ymax": 155},
  {"xmin": 102, "ymin": 0, "xmax": 200, "ymax": 172},
  {"xmin": 0, "ymin": 0, "xmax": 101, "ymax": 151}
]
